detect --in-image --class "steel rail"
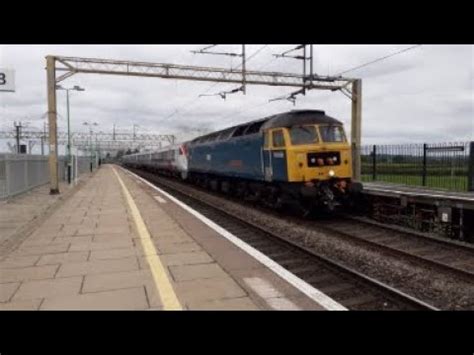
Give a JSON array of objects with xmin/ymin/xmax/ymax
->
[{"xmin": 129, "ymin": 168, "xmax": 439, "ymax": 311}]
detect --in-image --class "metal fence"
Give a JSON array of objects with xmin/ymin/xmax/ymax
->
[
  {"xmin": 0, "ymin": 154, "xmax": 97, "ymax": 200},
  {"xmin": 361, "ymin": 142, "xmax": 474, "ymax": 192}
]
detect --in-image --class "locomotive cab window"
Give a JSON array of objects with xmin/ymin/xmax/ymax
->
[
  {"xmin": 289, "ymin": 125, "xmax": 319, "ymax": 145},
  {"xmin": 272, "ymin": 130, "xmax": 285, "ymax": 148},
  {"xmin": 319, "ymin": 125, "xmax": 346, "ymax": 143}
]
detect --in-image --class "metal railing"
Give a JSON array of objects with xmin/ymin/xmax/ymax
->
[
  {"xmin": 0, "ymin": 154, "xmax": 97, "ymax": 200},
  {"xmin": 361, "ymin": 142, "xmax": 473, "ymax": 192}
]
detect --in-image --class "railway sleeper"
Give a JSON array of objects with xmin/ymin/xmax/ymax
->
[
  {"xmin": 318, "ymin": 282, "xmax": 355, "ymax": 294},
  {"xmin": 338, "ymin": 294, "xmax": 379, "ymax": 308}
]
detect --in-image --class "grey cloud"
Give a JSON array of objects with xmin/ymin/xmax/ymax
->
[{"xmin": 0, "ymin": 45, "xmax": 472, "ymax": 155}]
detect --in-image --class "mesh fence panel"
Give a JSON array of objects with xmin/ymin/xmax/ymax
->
[
  {"xmin": 77, "ymin": 156, "xmax": 93, "ymax": 175},
  {"xmin": 0, "ymin": 154, "xmax": 96, "ymax": 200},
  {"xmin": 0, "ymin": 158, "xmax": 6, "ymax": 198},
  {"xmin": 7, "ymin": 156, "xmax": 29, "ymax": 197},
  {"xmin": 361, "ymin": 142, "xmax": 471, "ymax": 191}
]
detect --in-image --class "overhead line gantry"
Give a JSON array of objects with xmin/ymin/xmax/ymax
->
[{"xmin": 46, "ymin": 54, "xmax": 362, "ymax": 195}]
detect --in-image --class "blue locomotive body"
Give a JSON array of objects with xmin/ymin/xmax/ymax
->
[
  {"xmin": 187, "ymin": 127, "xmax": 288, "ymax": 182},
  {"xmin": 123, "ymin": 110, "xmax": 362, "ymax": 212}
]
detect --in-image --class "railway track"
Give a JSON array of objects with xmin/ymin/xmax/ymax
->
[
  {"xmin": 310, "ymin": 216, "xmax": 474, "ymax": 283},
  {"xmin": 128, "ymin": 168, "xmax": 438, "ymax": 310}
]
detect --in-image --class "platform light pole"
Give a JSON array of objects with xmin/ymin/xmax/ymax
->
[
  {"xmin": 133, "ymin": 124, "xmax": 139, "ymax": 141},
  {"xmin": 57, "ymin": 85, "xmax": 85, "ymax": 184},
  {"xmin": 13, "ymin": 121, "xmax": 23, "ymax": 154},
  {"xmin": 95, "ymin": 131, "xmax": 101, "ymax": 166},
  {"xmin": 83, "ymin": 121, "xmax": 98, "ymax": 172}
]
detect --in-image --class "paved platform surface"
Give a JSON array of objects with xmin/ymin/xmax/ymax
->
[
  {"xmin": 0, "ymin": 165, "xmax": 330, "ymax": 310},
  {"xmin": 0, "ymin": 176, "xmax": 92, "ymax": 257}
]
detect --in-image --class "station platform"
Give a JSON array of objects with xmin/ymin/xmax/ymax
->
[
  {"xmin": 0, "ymin": 177, "xmax": 91, "ymax": 257},
  {"xmin": 362, "ymin": 181, "xmax": 474, "ymax": 210},
  {"xmin": 0, "ymin": 165, "xmax": 338, "ymax": 310}
]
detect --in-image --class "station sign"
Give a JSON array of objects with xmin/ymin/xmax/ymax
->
[{"xmin": 0, "ymin": 69, "xmax": 15, "ymax": 92}]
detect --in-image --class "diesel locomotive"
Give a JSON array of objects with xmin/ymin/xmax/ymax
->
[{"xmin": 122, "ymin": 110, "xmax": 363, "ymax": 212}]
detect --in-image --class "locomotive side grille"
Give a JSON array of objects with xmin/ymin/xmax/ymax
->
[{"xmin": 307, "ymin": 152, "xmax": 341, "ymax": 167}]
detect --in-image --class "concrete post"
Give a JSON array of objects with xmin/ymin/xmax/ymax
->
[
  {"xmin": 351, "ymin": 79, "xmax": 362, "ymax": 181},
  {"xmin": 46, "ymin": 56, "xmax": 59, "ymax": 194}
]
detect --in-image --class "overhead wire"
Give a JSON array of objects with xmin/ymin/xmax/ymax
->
[
  {"xmin": 161, "ymin": 45, "xmax": 269, "ymax": 123},
  {"xmin": 335, "ymin": 45, "xmax": 422, "ymax": 76},
  {"xmin": 169, "ymin": 45, "xmax": 423, "ymax": 131},
  {"xmin": 220, "ymin": 101, "xmax": 272, "ymax": 122},
  {"xmin": 218, "ymin": 45, "xmax": 302, "ymax": 122},
  {"xmin": 220, "ymin": 45, "xmax": 310, "ymax": 121}
]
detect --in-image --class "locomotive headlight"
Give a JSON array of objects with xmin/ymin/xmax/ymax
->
[{"xmin": 329, "ymin": 170, "xmax": 335, "ymax": 177}]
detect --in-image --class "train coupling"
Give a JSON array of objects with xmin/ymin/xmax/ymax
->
[{"xmin": 301, "ymin": 181, "xmax": 341, "ymax": 212}]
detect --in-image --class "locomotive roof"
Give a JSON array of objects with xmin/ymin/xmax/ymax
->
[
  {"xmin": 190, "ymin": 109, "xmax": 342, "ymax": 144},
  {"xmin": 260, "ymin": 110, "xmax": 342, "ymax": 129}
]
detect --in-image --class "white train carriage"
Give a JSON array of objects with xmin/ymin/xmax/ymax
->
[{"xmin": 122, "ymin": 144, "xmax": 188, "ymax": 180}]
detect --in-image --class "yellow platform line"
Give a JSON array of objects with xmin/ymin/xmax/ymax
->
[{"xmin": 112, "ymin": 167, "xmax": 182, "ymax": 310}]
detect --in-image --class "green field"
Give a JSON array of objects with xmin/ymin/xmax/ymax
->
[
  {"xmin": 361, "ymin": 174, "xmax": 468, "ymax": 192},
  {"xmin": 360, "ymin": 162, "xmax": 468, "ymax": 176}
]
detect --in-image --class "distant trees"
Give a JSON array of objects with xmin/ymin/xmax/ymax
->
[
  {"xmin": 115, "ymin": 150, "xmax": 125, "ymax": 159},
  {"xmin": 114, "ymin": 148, "xmax": 139, "ymax": 159}
]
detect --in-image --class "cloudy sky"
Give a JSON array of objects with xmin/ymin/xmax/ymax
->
[{"xmin": 0, "ymin": 45, "xmax": 473, "ymax": 153}]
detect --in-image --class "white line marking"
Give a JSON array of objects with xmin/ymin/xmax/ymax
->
[
  {"xmin": 244, "ymin": 277, "xmax": 301, "ymax": 310},
  {"xmin": 122, "ymin": 167, "xmax": 347, "ymax": 311},
  {"xmin": 267, "ymin": 297, "xmax": 302, "ymax": 311},
  {"xmin": 154, "ymin": 195, "xmax": 167, "ymax": 204},
  {"xmin": 244, "ymin": 277, "xmax": 282, "ymax": 298}
]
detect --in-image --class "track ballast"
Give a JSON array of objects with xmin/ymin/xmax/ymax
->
[{"xmin": 128, "ymin": 167, "xmax": 439, "ymax": 311}]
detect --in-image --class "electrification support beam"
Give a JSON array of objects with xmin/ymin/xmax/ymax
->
[
  {"xmin": 351, "ymin": 79, "xmax": 362, "ymax": 181},
  {"xmin": 44, "ymin": 53, "xmax": 359, "ymax": 194},
  {"xmin": 46, "ymin": 56, "xmax": 60, "ymax": 194},
  {"xmin": 0, "ymin": 130, "xmax": 174, "ymax": 142},
  {"xmin": 53, "ymin": 56, "xmax": 351, "ymax": 90}
]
